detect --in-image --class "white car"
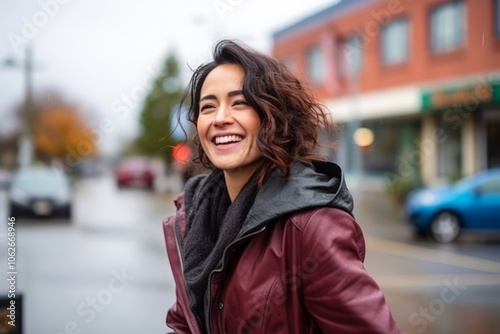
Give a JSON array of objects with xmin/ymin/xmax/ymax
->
[{"xmin": 9, "ymin": 166, "xmax": 73, "ymax": 219}]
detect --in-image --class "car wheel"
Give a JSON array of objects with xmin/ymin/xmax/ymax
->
[{"xmin": 430, "ymin": 211, "xmax": 461, "ymax": 243}]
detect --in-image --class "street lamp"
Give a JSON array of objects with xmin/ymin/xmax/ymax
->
[
  {"xmin": 2, "ymin": 45, "xmax": 36, "ymax": 168},
  {"xmin": 353, "ymin": 127, "xmax": 374, "ymax": 148},
  {"xmin": 345, "ymin": 35, "xmax": 365, "ymax": 203}
]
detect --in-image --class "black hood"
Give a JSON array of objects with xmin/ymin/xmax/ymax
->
[{"xmin": 239, "ymin": 161, "xmax": 353, "ymax": 237}]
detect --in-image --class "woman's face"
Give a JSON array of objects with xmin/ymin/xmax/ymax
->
[{"xmin": 197, "ymin": 64, "xmax": 263, "ymax": 178}]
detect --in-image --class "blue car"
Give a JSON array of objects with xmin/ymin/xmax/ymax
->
[{"xmin": 405, "ymin": 169, "xmax": 500, "ymax": 243}]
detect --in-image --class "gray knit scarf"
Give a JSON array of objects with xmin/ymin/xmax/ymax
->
[{"xmin": 181, "ymin": 168, "xmax": 259, "ymax": 333}]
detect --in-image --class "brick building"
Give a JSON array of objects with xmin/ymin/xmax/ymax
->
[{"xmin": 272, "ymin": 0, "xmax": 500, "ymax": 186}]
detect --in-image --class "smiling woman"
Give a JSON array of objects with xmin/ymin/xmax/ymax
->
[
  {"xmin": 162, "ymin": 40, "xmax": 401, "ymax": 334},
  {"xmin": 197, "ymin": 64, "xmax": 263, "ymax": 200}
]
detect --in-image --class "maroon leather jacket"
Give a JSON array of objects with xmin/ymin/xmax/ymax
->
[{"xmin": 163, "ymin": 162, "xmax": 400, "ymax": 333}]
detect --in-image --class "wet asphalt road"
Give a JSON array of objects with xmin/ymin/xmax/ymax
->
[{"xmin": 0, "ymin": 173, "xmax": 499, "ymax": 334}]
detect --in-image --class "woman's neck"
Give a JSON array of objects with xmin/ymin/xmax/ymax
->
[{"xmin": 223, "ymin": 160, "xmax": 264, "ymax": 202}]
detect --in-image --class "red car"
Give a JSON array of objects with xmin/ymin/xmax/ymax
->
[{"xmin": 115, "ymin": 157, "xmax": 155, "ymax": 189}]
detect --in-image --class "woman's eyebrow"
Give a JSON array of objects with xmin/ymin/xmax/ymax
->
[
  {"xmin": 227, "ymin": 90, "xmax": 243, "ymax": 97},
  {"xmin": 200, "ymin": 90, "xmax": 244, "ymax": 102},
  {"xmin": 200, "ymin": 94, "xmax": 216, "ymax": 102}
]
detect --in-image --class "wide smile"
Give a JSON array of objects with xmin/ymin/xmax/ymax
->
[{"xmin": 213, "ymin": 135, "xmax": 243, "ymax": 145}]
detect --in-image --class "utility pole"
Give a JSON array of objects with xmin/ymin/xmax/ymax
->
[
  {"xmin": 20, "ymin": 45, "xmax": 34, "ymax": 168},
  {"xmin": 3, "ymin": 44, "xmax": 36, "ymax": 168}
]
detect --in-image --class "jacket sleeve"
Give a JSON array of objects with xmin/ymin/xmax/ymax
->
[
  {"xmin": 164, "ymin": 211, "xmax": 202, "ymax": 334},
  {"xmin": 166, "ymin": 291, "xmax": 192, "ymax": 333},
  {"xmin": 300, "ymin": 207, "xmax": 401, "ymax": 333}
]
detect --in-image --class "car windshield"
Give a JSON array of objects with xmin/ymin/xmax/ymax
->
[
  {"xmin": 454, "ymin": 171, "xmax": 500, "ymax": 191},
  {"xmin": 454, "ymin": 176, "xmax": 477, "ymax": 190},
  {"xmin": 13, "ymin": 169, "xmax": 69, "ymax": 191}
]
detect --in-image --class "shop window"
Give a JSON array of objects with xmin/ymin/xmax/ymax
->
[
  {"xmin": 356, "ymin": 120, "xmax": 421, "ymax": 175},
  {"xmin": 430, "ymin": 1, "xmax": 466, "ymax": 53},
  {"xmin": 361, "ymin": 124, "xmax": 400, "ymax": 173},
  {"xmin": 381, "ymin": 19, "xmax": 409, "ymax": 65},
  {"xmin": 487, "ymin": 121, "xmax": 500, "ymax": 168},
  {"xmin": 437, "ymin": 116, "xmax": 462, "ymax": 179},
  {"xmin": 307, "ymin": 46, "xmax": 324, "ymax": 84}
]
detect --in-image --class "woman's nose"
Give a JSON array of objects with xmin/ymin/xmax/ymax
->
[{"xmin": 212, "ymin": 105, "xmax": 233, "ymax": 127}]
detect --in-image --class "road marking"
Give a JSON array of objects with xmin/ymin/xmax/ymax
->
[
  {"xmin": 374, "ymin": 274, "xmax": 500, "ymax": 288},
  {"xmin": 365, "ymin": 237, "xmax": 500, "ymax": 274}
]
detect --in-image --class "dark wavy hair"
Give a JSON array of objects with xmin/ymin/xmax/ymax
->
[{"xmin": 183, "ymin": 39, "xmax": 336, "ymax": 186}]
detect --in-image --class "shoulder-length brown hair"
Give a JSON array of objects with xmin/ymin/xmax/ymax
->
[{"xmin": 183, "ymin": 39, "xmax": 336, "ymax": 186}]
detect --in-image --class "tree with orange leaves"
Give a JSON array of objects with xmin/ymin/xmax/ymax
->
[{"xmin": 33, "ymin": 97, "xmax": 98, "ymax": 168}]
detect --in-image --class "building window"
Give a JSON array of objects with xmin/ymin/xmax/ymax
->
[
  {"xmin": 338, "ymin": 34, "xmax": 363, "ymax": 78},
  {"xmin": 496, "ymin": 0, "xmax": 500, "ymax": 37},
  {"xmin": 430, "ymin": 1, "xmax": 466, "ymax": 53},
  {"xmin": 381, "ymin": 19, "xmax": 409, "ymax": 65},
  {"xmin": 307, "ymin": 46, "xmax": 324, "ymax": 84}
]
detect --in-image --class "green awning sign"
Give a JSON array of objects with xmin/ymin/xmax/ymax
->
[{"xmin": 422, "ymin": 82, "xmax": 500, "ymax": 111}]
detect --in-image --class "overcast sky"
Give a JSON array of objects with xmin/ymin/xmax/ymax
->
[{"xmin": 0, "ymin": 0, "xmax": 337, "ymax": 155}]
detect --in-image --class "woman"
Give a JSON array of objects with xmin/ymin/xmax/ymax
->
[{"xmin": 163, "ymin": 40, "xmax": 400, "ymax": 334}]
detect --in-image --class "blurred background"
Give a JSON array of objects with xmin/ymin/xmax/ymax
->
[{"xmin": 0, "ymin": 0, "xmax": 499, "ymax": 333}]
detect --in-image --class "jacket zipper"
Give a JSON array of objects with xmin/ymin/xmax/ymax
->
[{"xmin": 206, "ymin": 225, "xmax": 267, "ymax": 334}]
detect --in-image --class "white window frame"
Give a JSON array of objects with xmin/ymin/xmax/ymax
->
[
  {"xmin": 381, "ymin": 18, "xmax": 409, "ymax": 65},
  {"xmin": 307, "ymin": 46, "xmax": 324, "ymax": 84},
  {"xmin": 342, "ymin": 34, "xmax": 363, "ymax": 77},
  {"xmin": 430, "ymin": 1, "xmax": 466, "ymax": 53}
]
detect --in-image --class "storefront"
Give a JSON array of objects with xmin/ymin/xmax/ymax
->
[
  {"xmin": 421, "ymin": 79, "xmax": 500, "ymax": 184},
  {"xmin": 325, "ymin": 85, "xmax": 422, "ymax": 177}
]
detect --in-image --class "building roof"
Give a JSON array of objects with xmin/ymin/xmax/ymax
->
[{"xmin": 273, "ymin": 0, "xmax": 377, "ymax": 41}]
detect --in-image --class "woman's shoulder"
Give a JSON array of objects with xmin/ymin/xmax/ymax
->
[
  {"xmin": 286, "ymin": 206, "xmax": 366, "ymax": 260},
  {"xmin": 287, "ymin": 206, "xmax": 355, "ymax": 231}
]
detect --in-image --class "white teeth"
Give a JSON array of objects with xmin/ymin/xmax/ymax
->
[{"xmin": 215, "ymin": 135, "xmax": 243, "ymax": 144}]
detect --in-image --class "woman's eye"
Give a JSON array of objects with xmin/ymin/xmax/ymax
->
[
  {"xmin": 233, "ymin": 100, "xmax": 249, "ymax": 106},
  {"xmin": 200, "ymin": 104, "xmax": 215, "ymax": 112}
]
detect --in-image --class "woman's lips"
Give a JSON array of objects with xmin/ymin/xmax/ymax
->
[
  {"xmin": 214, "ymin": 134, "xmax": 243, "ymax": 145},
  {"xmin": 212, "ymin": 138, "xmax": 243, "ymax": 151}
]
